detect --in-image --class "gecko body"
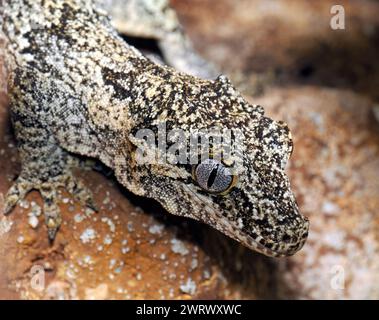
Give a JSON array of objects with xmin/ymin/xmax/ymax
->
[{"xmin": 0, "ymin": 0, "xmax": 309, "ymax": 257}]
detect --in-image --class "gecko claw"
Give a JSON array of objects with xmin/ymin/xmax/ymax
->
[
  {"xmin": 47, "ymin": 226, "xmax": 59, "ymax": 242},
  {"xmin": 86, "ymin": 199, "xmax": 98, "ymax": 213},
  {"xmin": 43, "ymin": 194, "xmax": 62, "ymax": 242},
  {"xmin": 47, "ymin": 228, "xmax": 59, "ymax": 244}
]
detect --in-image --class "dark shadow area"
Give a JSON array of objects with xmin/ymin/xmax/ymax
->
[
  {"xmin": 246, "ymin": 27, "xmax": 379, "ymax": 102},
  {"xmin": 121, "ymin": 35, "xmax": 163, "ymax": 57}
]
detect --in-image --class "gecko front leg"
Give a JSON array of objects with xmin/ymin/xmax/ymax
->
[
  {"xmin": 4, "ymin": 125, "xmax": 97, "ymax": 240},
  {"xmin": 4, "ymin": 76, "xmax": 96, "ymax": 241}
]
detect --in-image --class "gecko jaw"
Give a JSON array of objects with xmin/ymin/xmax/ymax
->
[{"xmin": 180, "ymin": 183, "xmax": 309, "ymax": 257}]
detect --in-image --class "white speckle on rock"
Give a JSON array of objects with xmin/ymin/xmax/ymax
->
[
  {"xmin": 80, "ymin": 228, "xmax": 96, "ymax": 244},
  {"xmin": 83, "ymin": 255, "xmax": 93, "ymax": 265},
  {"xmin": 180, "ymin": 278, "xmax": 196, "ymax": 295},
  {"xmin": 17, "ymin": 235, "xmax": 24, "ymax": 244},
  {"xmin": 114, "ymin": 265, "xmax": 123, "ymax": 274},
  {"xmin": 127, "ymin": 221, "xmax": 134, "ymax": 232},
  {"xmin": 148, "ymin": 223, "xmax": 164, "ymax": 235},
  {"xmin": 101, "ymin": 217, "xmax": 116, "ymax": 233},
  {"xmin": 171, "ymin": 238, "xmax": 189, "ymax": 256},
  {"xmin": 203, "ymin": 270, "xmax": 211, "ymax": 279},
  {"xmin": 28, "ymin": 215, "xmax": 39, "ymax": 229},
  {"xmin": 190, "ymin": 258, "xmax": 198, "ymax": 270},
  {"xmin": 322, "ymin": 201, "xmax": 340, "ymax": 216},
  {"xmin": 103, "ymin": 234, "xmax": 113, "ymax": 245},
  {"xmin": 121, "ymin": 247, "xmax": 130, "ymax": 254},
  {"xmin": 109, "ymin": 259, "xmax": 116, "ymax": 269},
  {"xmin": 169, "ymin": 273, "xmax": 176, "ymax": 280},
  {"xmin": 74, "ymin": 214, "xmax": 84, "ymax": 223},
  {"xmin": 19, "ymin": 199, "xmax": 30, "ymax": 209}
]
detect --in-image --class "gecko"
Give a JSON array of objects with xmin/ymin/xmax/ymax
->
[{"xmin": 0, "ymin": 0, "xmax": 309, "ymax": 257}]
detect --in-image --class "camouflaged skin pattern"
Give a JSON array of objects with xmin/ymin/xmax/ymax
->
[{"xmin": 0, "ymin": 0, "xmax": 309, "ymax": 257}]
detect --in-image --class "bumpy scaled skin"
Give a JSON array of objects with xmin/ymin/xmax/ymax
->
[{"xmin": 0, "ymin": 0, "xmax": 309, "ymax": 257}]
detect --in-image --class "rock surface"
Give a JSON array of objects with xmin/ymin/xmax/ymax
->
[
  {"xmin": 1, "ymin": 0, "xmax": 379, "ymax": 299},
  {"xmin": 172, "ymin": 0, "xmax": 379, "ymax": 101}
]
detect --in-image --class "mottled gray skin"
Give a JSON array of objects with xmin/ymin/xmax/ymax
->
[{"xmin": 0, "ymin": 0, "xmax": 309, "ymax": 257}]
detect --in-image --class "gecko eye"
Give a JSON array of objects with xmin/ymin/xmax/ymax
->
[{"xmin": 193, "ymin": 159, "xmax": 237, "ymax": 194}]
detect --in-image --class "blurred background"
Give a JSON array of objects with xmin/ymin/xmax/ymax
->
[{"xmin": 0, "ymin": 0, "xmax": 378, "ymax": 299}]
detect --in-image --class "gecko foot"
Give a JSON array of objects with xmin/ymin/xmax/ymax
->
[{"xmin": 4, "ymin": 172, "xmax": 97, "ymax": 241}]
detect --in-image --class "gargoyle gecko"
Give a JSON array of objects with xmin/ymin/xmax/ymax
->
[{"xmin": 0, "ymin": 0, "xmax": 309, "ymax": 257}]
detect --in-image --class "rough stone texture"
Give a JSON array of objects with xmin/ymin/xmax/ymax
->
[
  {"xmin": 1, "ymin": 0, "xmax": 379, "ymax": 299},
  {"xmin": 259, "ymin": 88, "xmax": 379, "ymax": 299},
  {"xmin": 172, "ymin": 0, "xmax": 379, "ymax": 101}
]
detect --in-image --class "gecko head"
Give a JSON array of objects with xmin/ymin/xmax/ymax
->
[
  {"xmin": 186, "ymin": 114, "xmax": 309, "ymax": 257},
  {"xmin": 127, "ymin": 75, "xmax": 309, "ymax": 257}
]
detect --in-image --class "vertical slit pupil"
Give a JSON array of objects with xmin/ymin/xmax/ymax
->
[{"xmin": 207, "ymin": 164, "xmax": 219, "ymax": 189}]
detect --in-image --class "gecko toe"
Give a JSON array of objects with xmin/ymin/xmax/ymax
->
[
  {"xmin": 65, "ymin": 174, "xmax": 98, "ymax": 212},
  {"xmin": 46, "ymin": 215, "xmax": 60, "ymax": 242},
  {"xmin": 3, "ymin": 177, "xmax": 33, "ymax": 215},
  {"xmin": 47, "ymin": 225, "xmax": 59, "ymax": 242},
  {"xmin": 41, "ymin": 187, "xmax": 62, "ymax": 241},
  {"xmin": 3, "ymin": 194, "xmax": 19, "ymax": 215}
]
